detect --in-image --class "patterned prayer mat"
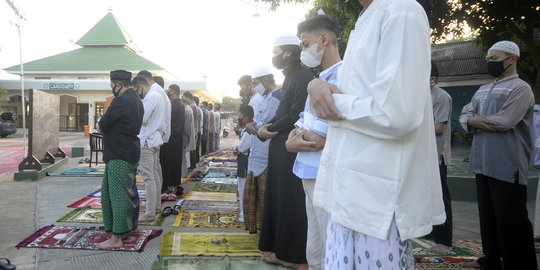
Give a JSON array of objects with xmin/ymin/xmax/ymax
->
[
  {"xmin": 67, "ymin": 196, "xmax": 102, "ymax": 208},
  {"xmin": 201, "ymin": 177, "xmax": 238, "ymax": 185},
  {"xmin": 177, "ymin": 200, "xmax": 239, "ymax": 213},
  {"xmin": 193, "ymin": 182, "xmax": 237, "ymax": 193},
  {"xmin": 16, "ymin": 225, "xmax": 161, "ymax": 252},
  {"xmin": 205, "ymin": 171, "xmax": 237, "ymax": 178},
  {"xmin": 87, "ymin": 183, "xmax": 145, "ymax": 198},
  {"xmin": 413, "ymin": 239, "xmax": 483, "ymax": 268},
  {"xmin": 57, "ymin": 207, "xmax": 165, "ymax": 226},
  {"xmin": 152, "ymin": 257, "xmax": 293, "ymax": 270},
  {"xmin": 183, "ymin": 191, "xmax": 237, "ymax": 202},
  {"xmin": 48, "ymin": 167, "xmax": 105, "ymax": 177},
  {"xmin": 209, "ymin": 161, "xmax": 238, "ymax": 168},
  {"xmin": 160, "ymin": 231, "xmax": 260, "ymax": 257},
  {"xmin": 173, "ymin": 211, "xmax": 242, "ymax": 228}
]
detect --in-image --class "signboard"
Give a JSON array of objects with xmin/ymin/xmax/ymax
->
[{"xmin": 43, "ymin": 82, "xmax": 80, "ymax": 90}]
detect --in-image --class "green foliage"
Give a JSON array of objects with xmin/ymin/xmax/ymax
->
[
  {"xmin": 220, "ymin": 96, "xmax": 242, "ymax": 113},
  {"xmin": 0, "ymin": 88, "xmax": 6, "ymax": 96}
]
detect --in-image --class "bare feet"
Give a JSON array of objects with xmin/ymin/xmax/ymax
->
[
  {"xmin": 426, "ymin": 243, "xmax": 453, "ymax": 254},
  {"xmin": 261, "ymin": 252, "xmax": 296, "ymax": 268},
  {"xmin": 461, "ymin": 260, "xmax": 481, "ymax": 268},
  {"xmin": 96, "ymin": 236, "xmax": 123, "ymax": 249}
]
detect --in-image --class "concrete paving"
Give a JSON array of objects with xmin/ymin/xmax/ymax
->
[{"xmin": 0, "ymin": 132, "xmax": 539, "ymax": 269}]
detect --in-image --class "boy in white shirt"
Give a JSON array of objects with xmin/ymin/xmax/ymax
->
[{"xmin": 235, "ymin": 105, "xmax": 255, "ymax": 222}]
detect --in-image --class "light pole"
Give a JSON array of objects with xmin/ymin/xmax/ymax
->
[{"xmin": 5, "ymin": 0, "xmax": 27, "ymax": 158}]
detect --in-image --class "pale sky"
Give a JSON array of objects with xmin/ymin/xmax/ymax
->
[{"xmin": 0, "ymin": 0, "xmax": 313, "ymax": 100}]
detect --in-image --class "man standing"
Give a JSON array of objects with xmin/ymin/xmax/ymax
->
[
  {"xmin": 257, "ymin": 34, "xmax": 313, "ymax": 268},
  {"xmin": 214, "ymin": 104, "xmax": 221, "ymax": 150},
  {"xmin": 160, "ymin": 84, "xmax": 186, "ymax": 195},
  {"xmin": 207, "ymin": 104, "xmax": 215, "ymax": 153},
  {"xmin": 460, "ymin": 40, "xmax": 536, "ymax": 269},
  {"xmin": 308, "ymin": 0, "xmax": 445, "ymax": 268},
  {"xmin": 183, "ymin": 91, "xmax": 201, "ymax": 169},
  {"xmin": 244, "ymin": 66, "xmax": 281, "ymax": 234},
  {"xmin": 426, "ymin": 62, "xmax": 454, "ymax": 253},
  {"xmin": 132, "ymin": 76, "xmax": 165, "ymax": 222},
  {"xmin": 285, "ymin": 15, "xmax": 342, "ymax": 270},
  {"xmin": 194, "ymin": 96, "xmax": 203, "ymax": 162},
  {"xmin": 236, "ymin": 105, "xmax": 255, "ymax": 223},
  {"xmin": 201, "ymin": 101, "xmax": 209, "ymax": 157},
  {"xmin": 96, "ymin": 70, "xmax": 143, "ymax": 249},
  {"xmin": 182, "ymin": 97, "xmax": 194, "ymax": 178}
]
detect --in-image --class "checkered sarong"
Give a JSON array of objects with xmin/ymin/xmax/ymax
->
[{"xmin": 243, "ymin": 171, "xmax": 267, "ymax": 234}]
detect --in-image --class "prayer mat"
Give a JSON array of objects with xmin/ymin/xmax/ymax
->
[
  {"xmin": 176, "ymin": 200, "xmax": 239, "ymax": 213},
  {"xmin": 48, "ymin": 167, "xmax": 105, "ymax": 177},
  {"xmin": 159, "ymin": 231, "xmax": 260, "ymax": 257},
  {"xmin": 202, "ymin": 177, "xmax": 238, "ymax": 185},
  {"xmin": 209, "ymin": 161, "xmax": 237, "ymax": 168},
  {"xmin": 193, "ymin": 182, "xmax": 237, "ymax": 193},
  {"xmin": 57, "ymin": 208, "xmax": 165, "ymax": 226},
  {"xmin": 67, "ymin": 196, "xmax": 102, "ymax": 209},
  {"xmin": 172, "ymin": 211, "xmax": 242, "ymax": 228},
  {"xmin": 16, "ymin": 225, "xmax": 161, "ymax": 252},
  {"xmin": 152, "ymin": 257, "xmax": 293, "ymax": 270},
  {"xmin": 205, "ymin": 171, "xmax": 237, "ymax": 178},
  {"xmin": 87, "ymin": 183, "xmax": 146, "ymax": 198},
  {"xmin": 183, "ymin": 191, "xmax": 237, "ymax": 202},
  {"xmin": 413, "ymin": 239, "xmax": 482, "ymax": 266}
]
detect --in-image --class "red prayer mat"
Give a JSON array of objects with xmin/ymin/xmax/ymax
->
[
  {"xmin": 16, "ymin": 225, "xmax": 161, "ymax": 252},
  {"xmin": 67, "ymin": 197, "xmax": 102, "ymax": 208}
]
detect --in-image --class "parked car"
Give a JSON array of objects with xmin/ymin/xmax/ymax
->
[{"xmin": 0, "ymin": 112, "xmax": 17, "ymax": 138}]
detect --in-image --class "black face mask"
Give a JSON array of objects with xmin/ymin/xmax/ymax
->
[
  {"xmin": 112, "ymin": 84, "xmax": 121, "ymax": 97},
  {"xmin": 487, "ymin": 57, "xmax": 511, "ymax": 78},
  {"xmin": 272, "ymin": 52, "xmax": 287, "ymax": 70},
  {"xmin": 136, "ymin": 86, "xmax": 145, "ymax": 99}
]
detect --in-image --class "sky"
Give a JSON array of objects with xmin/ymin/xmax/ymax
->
[{"xmin": 0, "ymin": 0, "xmax": 313, "ymax": 100}]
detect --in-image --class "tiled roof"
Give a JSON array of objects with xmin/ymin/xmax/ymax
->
[
  {"xmin": 5, "ymin": 47, "xmax": 163, "ymax": 72},
  {"xmin": 432, "ymin": 41, "xmax": 488, "ymax": 77}
]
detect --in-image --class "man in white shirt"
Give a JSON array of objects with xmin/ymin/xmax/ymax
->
[
  {"xmin": 243, "ymin": 66, "xmax": 281, "ymax": 234},
  {"xmin": 214, "ymin": 104, "xmax": 221, "ymax": 150},
  {"xmin": 307, "ymin": 0, "xmax": 445, "ymax": 268},
  {"xmin": 132, "ymin": 76, "xmax": 166, "ymax": 222},
  {"xmin": 236, "ymin": 105, "xmax": 255, "ymax": 223},
  {"xmin": 285, "ymin": 15, "xmax": 342, "ymax": 270}
]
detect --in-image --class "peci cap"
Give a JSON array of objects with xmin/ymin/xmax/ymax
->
[
  {"xmin": 110, "ymin": 70, "xmax": 132, "ymax": 83},
  {"xmin": 273, "ymin": 33, "xmax": 300, "ymax": 47},
  {"xmin": 488, "ymin": 41, "xmax": 520, "ymax": 57},
  {"xmin": 251, "ymin": 65, "xmax": 273, "ymax": 79}
]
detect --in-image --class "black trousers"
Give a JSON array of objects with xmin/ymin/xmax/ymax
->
[
  {"xmin": 195, "ymin": 132, "xmax": 201, "ymax": 163},
  {"xmin": 475, "ymin": 174, "xmax": 536, "ymax": 270},
  {"xmin": 201, "ymin": 136, "xmax": 207, "ymax": 156},
  {"xmin": 429, "ymin": 161, "xmax": 453, "ymax": 246}
]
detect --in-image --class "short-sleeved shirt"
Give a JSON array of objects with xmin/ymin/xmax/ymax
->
[{"xmin": 431, "ymin": 85, "xmax": 452, "ymax": 164}]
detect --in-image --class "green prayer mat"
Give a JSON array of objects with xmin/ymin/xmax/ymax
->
[
  {"xmin": 152, "ymin": 257, "xmax": 296, "ymax": 270},
  {"xmin": 57, "ymin": 207, "xmax": 164, "ymax": 226},
  {"xmin": 173, "ymin": 211, "xmax": 242, "ymax": 228},
  {"xmin": 160, "ymin": 231, "xmax": 260, "ymax": 257},
  {"xmin": 193, "ymin": 182, "xmax": 238, "ymax": 193},
  {"xmin": 48, "ymin": 167, "xmax": 105, "ymax": 177}
]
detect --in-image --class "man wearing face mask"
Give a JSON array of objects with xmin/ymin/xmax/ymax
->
[
  {"xmin": 243, "ymin": 66, "xmax": 281, "ymax": 234},
  {"xmin": 132, "ymin": 76, "xmax": 166, "ymax": 222},
  {"xmin": 460, "ymin": 41, "xmax": 536, "ymax": 269},
  {"xmin": 284, "ymin": 15, "xmax": 342, "ymax": 270},
  {"xmin": 96, "ymin": 70, "xmax": 143, "ymax": 249},
  {"xmin": 257, "ymin": 34, "xmax": 313, "ymax": 269}
]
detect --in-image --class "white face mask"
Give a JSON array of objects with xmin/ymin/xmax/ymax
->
[
  {"xmin": 300, "ymin": 37, "xmax": 324, "ymax": 68},
  {"xmin": 253, "ymin": 83, "xmax": 265, "ymax": 95}
]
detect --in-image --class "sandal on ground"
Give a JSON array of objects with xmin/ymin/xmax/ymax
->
[
  {"xmin": 0, "ymin": 258, "xmax": 16, "ymax": 270},
  {"xmin": 162, "ymin": 206, "xmax": 179, "ymax": 217}
]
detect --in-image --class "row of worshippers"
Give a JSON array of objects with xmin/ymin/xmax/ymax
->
[
  {"xmin": 94, "ymin": 70, "xmax": 222, "ymax": 248},
  {"xmin": 233, "ymin": 9, "xmax": 536, "ymax": 270}
]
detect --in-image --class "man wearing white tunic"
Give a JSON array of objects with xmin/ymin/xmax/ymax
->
[{"xmin": 307, "ymin": 0, "xmax": 445, "ymax": 268}]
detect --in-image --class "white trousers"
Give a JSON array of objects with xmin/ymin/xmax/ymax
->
[
  {"xmin": 303, "ymin": 179, "xmax": 328, "ymax": 270},
  {"xmin": 238, "ymin": 177, "xmax": 246, "ymax": 222},
  {"xmin": 140, "ymin": 145, "xmax": 162, "ymax": 216},
  {"xmin": 325, "ymin": 216, "xmax": 414, "ymax": 270}
]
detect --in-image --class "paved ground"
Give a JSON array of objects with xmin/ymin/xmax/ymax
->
[{"xmin": 0, "ymin": 131, "xmax": 539, "ymax": 269}]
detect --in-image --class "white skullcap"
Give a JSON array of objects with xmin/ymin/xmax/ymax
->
[
  {"xmin": 488, "ymin": 41, "xmax": 520, "ymax": 57},
  {"xmin": 251, "ymin": 65, "xmax": 273, "ymax": 79},
  {"xmin": 273, "ymin": 33, "xmax": 300, "ymax": 47}
]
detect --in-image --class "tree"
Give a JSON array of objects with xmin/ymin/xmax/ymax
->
[
  {"xmin": 221, "ymin": 96, "xmax": 242, "ymax": 113},
  {"xmin": 262, "ymin": 0, "xmax": 540, "ymax": 100}
]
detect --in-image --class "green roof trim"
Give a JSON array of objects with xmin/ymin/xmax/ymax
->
[
  {"xmin": 5, "ymin": 47, "xmax": 163, "ymax": 72},
  {"xmin": 76, "ymin": 12, "xmax": 138, "ymax": 51}
]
